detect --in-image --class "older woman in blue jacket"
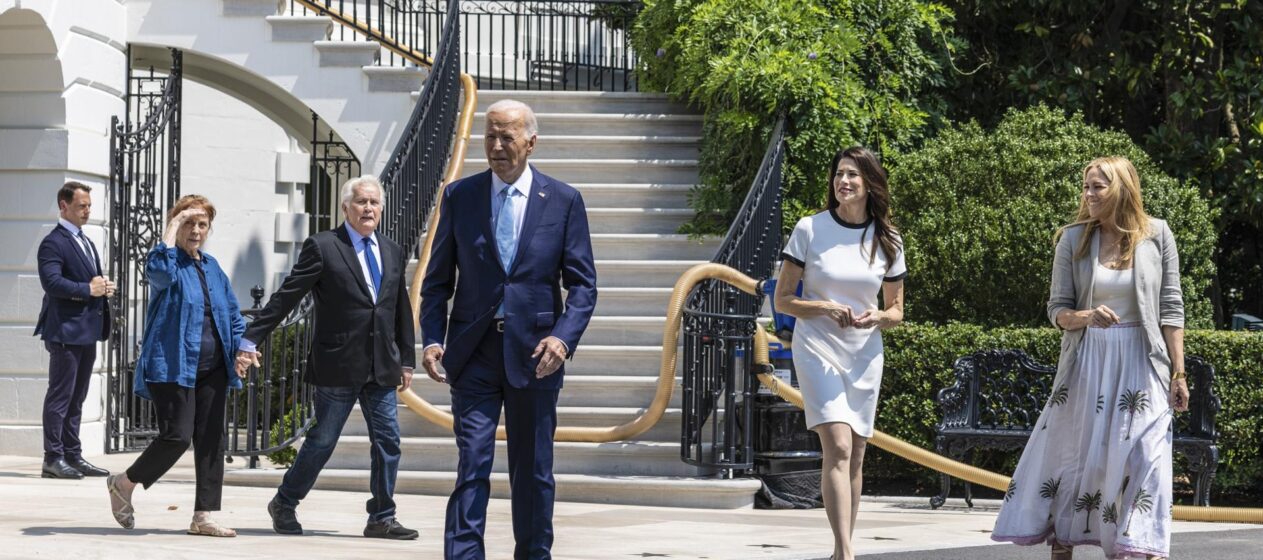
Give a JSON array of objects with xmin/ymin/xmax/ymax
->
[{"xmin": 105, "ymin": 195, "xmax": 246, "ymax": 537}]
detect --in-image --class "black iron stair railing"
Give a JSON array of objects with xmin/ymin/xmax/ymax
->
[{"xmin": 680, "ymin": 117, "xmax": 787, "ymax": 472}]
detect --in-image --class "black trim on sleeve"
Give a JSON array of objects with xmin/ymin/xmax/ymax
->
[
  {"xmin": 780, "ymin": 252, "xmax": 805, "ymax": 268},
  {"xmin": 883, "ymin": 271, "xmax": 908, "ymax": 282}
]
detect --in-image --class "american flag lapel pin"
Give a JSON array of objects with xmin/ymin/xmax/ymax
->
[{"xmin": 538, "ymin": 191, "xmax": 547, "ymax": 198}]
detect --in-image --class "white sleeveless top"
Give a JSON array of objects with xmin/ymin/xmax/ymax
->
[{"xmin": 1092, "ymin": 262, "xmax": 1141, "ymax": 323}]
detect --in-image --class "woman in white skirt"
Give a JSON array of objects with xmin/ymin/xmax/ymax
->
[
  {"xmin": 992, "ymin": 156, "xmax": 1190, "ymax": 560},
  {"xmin": 774, "ymin": 146, "xmax": 906, "ymax": 560}
]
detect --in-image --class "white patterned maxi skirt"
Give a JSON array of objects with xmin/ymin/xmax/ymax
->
[{"xmin": 992, "ymin": 323, "xmax": 1173, "ymax": 559}]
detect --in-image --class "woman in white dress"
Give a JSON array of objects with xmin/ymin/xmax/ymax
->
[
  {"xmin": 991, "ymin": 156, "xmax": 1190, "ymax": 560},
  {"xmin": 774, "ymin": 146, "xmax": 906, "ymax": 560}
]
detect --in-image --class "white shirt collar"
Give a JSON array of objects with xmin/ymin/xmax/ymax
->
[
  {"xmin": 58, "ymin": 218, "xmax": 83, "ymax": 237},
  {"xmin": 343, "ymin": 221, "xmax": 378, "ymax": 246},
  {"xmin": 491, "ymin": 165, "xmax": 534, "ymax": 198}
]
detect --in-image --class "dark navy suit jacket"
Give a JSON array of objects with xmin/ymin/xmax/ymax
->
[
  {"xmin": 34, "ymin": 224, "xmax": 109, "ymax": 345},
  {"xmin": 420, "ymin": 166, "xmax": 597, "ymax": 389}
]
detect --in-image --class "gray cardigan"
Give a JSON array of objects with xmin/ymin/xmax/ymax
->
[{"xmin": 1047, "ymin": 217, "xmax": 1184, "ymax": 390}]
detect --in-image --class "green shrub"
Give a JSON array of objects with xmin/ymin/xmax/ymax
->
[
  {"xmin": 632, "ymin": 0, "xmax": 956, "ymax": 234},
  {"xmin": 864, "ymin": 323, "xmax": 1263, "ymax": 502},
  {"xmin": 889, "ymin": 105, "xmax": 1219, "ymax": 329},
  {"xmin": 266, "ymin": 407, "xmax": 311, "ymax": 468}
]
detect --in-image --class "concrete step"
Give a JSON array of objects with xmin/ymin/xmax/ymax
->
[
  {"xmin": 567, "ymin": 345, "xmax": 670, "ymax": 376},
  {"xmin": 528, "ymin": 135, "xmax": 700, "ymax": 160},
  {"xmin": 314, "ymin": 40, "xmax": 380, "ymax": 67},
  {"xmin": 363, "ymin": 65, "xmax": 427, "ymax": 92},
  {"xmin": 588, "ymin": 287, "xmax": 672, "ymax": 316},
  {"xmin": 225, "ymin": 469, "xmax": 758, "ymax": 509},
  {"xmin": 463, "ymin": 158, "xmax": 699, "ymax": 184},
  {"xmin": 413, "ymin": 375, "xmax": 679, "ymax": 409},
  {"xmin": 324, "ymin": 436, "xmax": 700, "ymax": 476},
  {"xmin": 595, "ymin": 259, "xmax": 703, "ymax": 288},
  {"xmin": 223, "ymin": 0, "xmax": 281, "ymax": 17},
  {"xmin": 474, "ymin": 113, "xmax": 703, "ymax": 136},
  {"xmin": 581, "ymin": 315, "xmax": 668, "ymax": 346},
  {"xmin": 572, "ymin": 183, "xmax": 693, "ymax": 208},
  {"xmin": 585, "ymin": 208, "xmax": 692, "ymax": 234},
  {"xmin": 474, "ymin": 90, "xmax": 693, "ymax": 115},
  {"xmin": 265, "ymin": 15, "xmax": 332, "ymax": 42},
  {"xmin": 591, "ymin": 233, "xmax": 719, "ymax": 261},
  {"xmin": 345, "ymin": 404, "xmax": 682, "ymax": 441}
]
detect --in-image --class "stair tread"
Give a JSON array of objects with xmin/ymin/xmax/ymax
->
[
  {"xmin": 336, "ymin": 435, "xmax": 678, "ymax": 449},
  {"xmin": 536, "ymin": 135, "xmax": 701, "ymax": 142},
  {"xmin": 476, "ymin": 112, "xmax": 702, "ymax": 120},
  {"xmin": 230, "ymin": 468, "xmax": 756, "ymax": 488}
]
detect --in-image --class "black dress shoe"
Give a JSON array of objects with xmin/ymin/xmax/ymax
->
[
  {"xmin": 364, "ymin": 519, "xmax": 419, "ymax": 540},
  {"xmin": 41, "ymin": 458, "xmax": 85, "ymax": 479},
  {"xmin": 67, "ymin": 457, "xmax": 109, "ymax": 477},
  {"xmin": 268, "ymin": 497, "xmax": 303, "ymax": 535}
]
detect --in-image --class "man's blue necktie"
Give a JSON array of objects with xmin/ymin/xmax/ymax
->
[
  {"xmin": 363, "ymin": 236, "xmax": 381, "ymax": 300},
  {"xmin": 495, "ymin": 184, "xmax": 518, "ymax": 272}
]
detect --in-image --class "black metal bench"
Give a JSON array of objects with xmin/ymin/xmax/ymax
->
[{"xmin": 930, "ymin": 350, "xmax": 1220, "ymax": 508}]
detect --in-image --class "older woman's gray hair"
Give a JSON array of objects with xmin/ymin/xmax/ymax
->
[
  {"xmin": 485, "ymin": 99, "xmax": 538, "ymax": 137},
  {"xmin": 339, "ymin": 175, "xmax": 385, "ymax": 207}
]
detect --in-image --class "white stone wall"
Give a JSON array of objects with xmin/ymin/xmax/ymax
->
[{"xmin": 0, "ymin": 0, "xmax": 127, "ymax": 457}]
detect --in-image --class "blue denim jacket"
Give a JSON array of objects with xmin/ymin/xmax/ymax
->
[{"xmin": 133, "ymin": 243, "xmax": 246, "ymax": 399}]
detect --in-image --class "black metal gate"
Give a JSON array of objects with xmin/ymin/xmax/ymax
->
[
  {"xmin": 307, "ymin": 111, "xmax": 361, "ymax": 235},
  {"xmin": 105, "ymin": 48, "xmax": 183, "ymax": 453}
]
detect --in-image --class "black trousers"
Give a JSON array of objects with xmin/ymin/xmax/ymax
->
[
  {"xmin": 42, "ymin": 341, "xmax": 96, "ymax": 463},
  {"xmin": 126, "ymin": 368, "xmax": 228, "ymax": 511}
]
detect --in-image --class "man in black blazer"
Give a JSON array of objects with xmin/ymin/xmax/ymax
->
[
  {"xmin": 235, "ymin": 176, "xmax": 418, "ymax": 539},
  {"xmin": 34, "ymin": 181, "xmax": 114, "ymax": 479}
]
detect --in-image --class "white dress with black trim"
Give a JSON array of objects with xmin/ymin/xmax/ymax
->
[{"xmin": 781, "ymin": 211, "xmax": 906, "ymax": 437}]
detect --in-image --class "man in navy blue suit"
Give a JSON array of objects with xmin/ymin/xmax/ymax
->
[
  {"xmin": 421, "ymin": 100, "xmax": 597, "ymax": 560},
  {"xmin": 34, "ymin": 181, "xmax": 114, "ymax": 479}
]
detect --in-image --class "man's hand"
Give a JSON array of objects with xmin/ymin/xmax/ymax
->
[
  {"xmin": 89, "ymin": 276, "xmax": 110, "ymax": 297},
  {"xmin": 234, "ymin": 350, "xmax": 260, "ymax": 379},
  {"xmin": 532, "ymin": 336, "xmax": 567, "ymax": 379},
  {"xmin": 422, "ymin": 345, "xmax": 446, "ymax": 383},
  {"xmin": 398, "ymin": 367, "xmax": 414, "ymax": 391}
]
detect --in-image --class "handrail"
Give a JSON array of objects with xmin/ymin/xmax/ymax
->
[{"xmin": 291, "ymin": 0, "xmax": 435, "ymax": 67}]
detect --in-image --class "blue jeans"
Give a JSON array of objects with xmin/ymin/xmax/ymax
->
[{"xmin": 275, "ymin": 384, "xmax": 401, "ymax": 523}]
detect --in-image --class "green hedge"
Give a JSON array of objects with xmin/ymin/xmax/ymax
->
[
  {"xmin": 889, "ymin": 105, "xmax": 1219, "ymax": 329},
  {"xmin": 866, "ymin": 323, "xmax": 1263, "ymax": 502}
]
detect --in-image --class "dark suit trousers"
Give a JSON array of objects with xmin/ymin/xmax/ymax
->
[
  {"xmin": 446, "ymin": 326, "xmax": 560, "ymax": 560},
  {"xmin": 42, "ymin": 341, "xmax": 96, "ymax": 462},
  {"xmin": 125, "ymin": 368, "xmax": 228, "ymax": 511}
]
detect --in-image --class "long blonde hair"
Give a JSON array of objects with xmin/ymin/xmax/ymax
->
[{"xmin": 1055, "ymin": 156, "xmax": 1151, "ymax": 264}]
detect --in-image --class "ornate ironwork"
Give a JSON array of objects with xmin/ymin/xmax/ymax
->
[
  {"xmin": 377, "ymin": 0, "xmax": 463, "ymax": 257},
  {"xmin": 225, "ymin": 288, "xmax": 317, "ymax": 468},
  {"xmin": 680, "ymin": 117, "xmax": 786, "ymax": 472},
  {"xmin": 106, "ymin": 48, "xmax": 183, "ymax": 453},
  {"xmin": 931, "ymin": 349, "xmax": 1221, "ymax": 508},
  {"xmin": 308, "ymin": 112, "xmax": 362, "ymax": 235}
]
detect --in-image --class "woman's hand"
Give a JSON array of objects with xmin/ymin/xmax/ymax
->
[
  {"xmin": 1084, "ymin": 305, "xmax": 1120, "ymax": 328},
  {"xmin": 854, "ymin": 308, "xmax": 897, "ymax": 330},
  {"xmin": 818, "ymin": 302, "xmax": 855, "ymax": 329},
  {"xmin": 162, "ymin": 208, "xmax": 206, "ymax": 247},
  {"xmin": 1169, "ymin": 377, "xmax": 1190, "ymax": 412}
]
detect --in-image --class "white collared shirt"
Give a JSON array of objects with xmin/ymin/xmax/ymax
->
[
  {"xmin": 58, "ymin": 218, "xmax": 93, "ymax": 259},
  {"xmin": 343, "ymin": 221, "xmax": 382, "ymax": 302},
  {"xmin": 490, "ymin": 165, "xmax": 533, "ymax": 240}
]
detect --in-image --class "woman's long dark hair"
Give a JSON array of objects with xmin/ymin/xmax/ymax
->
[{"xmin": 826, "ymin": 146, "xmax": 902, "ymax": 269}]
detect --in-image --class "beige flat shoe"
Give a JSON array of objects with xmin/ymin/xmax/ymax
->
[
  {"xmin": 105, "ymin": 474, "xmax": 134, "ymax": 529},
  {"xmin": 188, "ymin": 518, "xmax": 237, "ymax": 537}
]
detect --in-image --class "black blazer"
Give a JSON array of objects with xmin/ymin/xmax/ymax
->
[
  {"xmin": 34, "ymin": 224, "xmax": 109, "ymax": 345},
  {"xmin": 244, "ymin": 224, "xmax": 415, "ymax": 387}
]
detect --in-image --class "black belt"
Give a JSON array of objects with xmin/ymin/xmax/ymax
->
[{"xmin": 493, "ymin": 319, "xmax": 505, "ymax": 332}]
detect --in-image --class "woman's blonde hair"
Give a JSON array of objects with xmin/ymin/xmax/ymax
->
[
  {"xmin": 1055, "ymin": 156, "xmax": 1151, "ymax": 264},
  {"xmin": 168, "ymin": 194, "xmax": 217, "ymax": 223}
]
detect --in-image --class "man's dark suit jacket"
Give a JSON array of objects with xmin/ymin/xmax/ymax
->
[
  {"xmin": 244, "ymin": 224, "xmax": 415, "ymax": 387},
  {"xmin": 420, "ymin": 166, "xmax": 597, "ymax": 389},
  {"xmin": 34, "ymin": 224, "xmax": 109, "ymax": 345}
]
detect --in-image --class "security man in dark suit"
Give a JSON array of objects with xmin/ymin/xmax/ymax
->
[
  {"xmin": 235, "ymin": 176, "xmax": 418, "ymax": 540},
  {"xmin": 34, "ymin": 181, "xmax": 114, "ymax": 479}
]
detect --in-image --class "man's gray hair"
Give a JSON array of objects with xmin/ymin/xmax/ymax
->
[
  {"xmin": 485, "ymin": 99, "xmax": 538, "ymax": 137},
  {"xmin": 340, "ymin": 175, "xmax": 385, "ymax": 207}
]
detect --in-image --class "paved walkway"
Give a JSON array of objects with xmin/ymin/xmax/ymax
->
[{"xmin": 0, "ymin": 454, "xmax": 1256, "ymax": 559}]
